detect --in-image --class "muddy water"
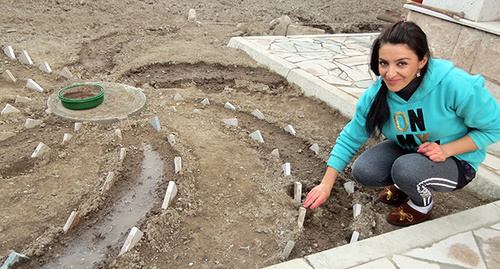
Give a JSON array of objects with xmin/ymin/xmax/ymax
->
[{"xmin": 45, "ymin": 144, "xmax": 164, "ymax": 268}]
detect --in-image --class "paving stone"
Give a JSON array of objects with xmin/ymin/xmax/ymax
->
[
  {"xmin": 339, "ymin": 71, "xmax": 348, "ymax": 80},
  {"xmin": 327, "ymin": 36, "xmax": 347, "ymax": 44},
  {"xmin": 222, "ymin": 118, "xmax": 238, "ymax": 126},
  {"xmin": 253, "ymin": 38, "xmax": 274, "ymax": 48},
  {"xmin": 319, "ymin": 75, "xmax": 352, "ymax": 86},
  {"xmin": 350, "ymin": 258, "xmax": 396, "ymax": 269},
  {"xmin": 2, "ymin": 70, "xmax": 16, "ymax": 83},
  {"xmin": 354, "ymin": 79, "xmax": 376, "ymax": 88},
  {"xmin": 284, "ymin": 55, "xmax": 308, "ymax": 63},
  {"xmin": 39, "ymin": 62, "xmax": 52, "ymax": 73},
  {"xmin": 60, "ymin": 67, "xmax": 73, "ymax": 79},
  {"xmin": 18, "ymin": 50, "xmax": 33, "ymax": 65},
  {"xmin": 3, "ymin": 46, "xmax": 15, "ymax": 60},
  {"xmin": 350, "ymin": 231, "xmax": 360, "ymax": 243},
  {"xmin": 251, "ymin": 109, "xmax": 265, "ymax": 120},
  {"xmin": 25, "ymin": 118, "xmax": 42, "ymax": 129},
  {"xmin": 150, "ymin": 116, "xmax": 161, "ymax": 131},
  {"xmin": 62, "ymin": 211, "xmax": 81, "ymax": 233},
  {"xmin": 271, "ymin": 51, "xmax": 295, "ymax": 58},
  {"xmin": 392, "ymin": 255, "xmax": 439, "ymax": 269},
  {"xmin": 296, "ymin": 61, "xmax": 329, "ymax": 76},
  {"xmin": 269, "ymin": 43, "xmax": 291, "ymax": 53},
  {"xmin": 284, "ymin": 125, "xmax": 296, "ymax": 136},
  {"xmin": 335, "ymin": 55, "xmax": 370, "ymax": 66},
  {"xmin": 318, "ymin": 61, "xmax": 338, "ymax": 71},
  {"xmin": 26, "ymin": 79, "xmax": 44, "ymax": 92},
  {"xmin": 174, "ymin": 157, "xmax": 182, "ymax": 173},
  {"xmin": 309, "ymin": 143, "xmax": 319, "ymax": 155},
  {"xmin": 273, "ymin": 40, "xmax": 297, "ymax": 53},
  {"xmin": 162, "ymin": 181, "xmax": 178, "ymax": 210},
  {"xmin": 1, "ymin": 104, "xmax": 20, "ymax": 114},
  {"xmin": 282, "ymin": 241, "xmax": 295, "ymax": 259},
  {"xmin": 298, "ymin": 207, "xmax": 306, "ymax": 228},
  {"xmin": 249, "ymin": 130, "xmax": 264, "ymax": 143},
  {"xmin": 341, "ymin": 48, "xmax": 364, "ymax": 57},
  {"xmin": 329, "ymin": 68, "xmax": 342, "ymax": 77},
  {"xmin": 297, "ymin": 51, "xmax": 335, "ymax": 60},
  {"xmin": 405, "ymin": 231, "xmax": 486, "ymax": 268},
  {"xmin": 292, "ymin": 40, "xmax": 323, "ymax": 51},
  {"xmin": 336, "ymin": 62, "xmax": 372, "ymax": 81},
  {"xmin": 1, "ymin": 252, "xmax": 30, "ymax": 269},
  {"xmin": 322, "ymin": 43, "xmax": 344, "ymax": 54},
  {"xmin": 118, "ymin": 227, "xmax": 144, "ymax": 256},
  {"xmin": 31, "ymin": 142, "xmax": 51, "ymax": 158},
  {"xmin": 119, "ymin": 147, "xmax": 127, "ymax": 161},
  {"xmin": 282, "ymin": 163, "xmax": 291, "ymax": 177},
  {"xmin": 101, "ymin": 172, "xmax": 117, "ymax": 195},
  {"xmin": 294, "ymin": 182, "xmax": 302, "ymax": 203},
  {"xmin": 224, "ymin": 102, "xmax": 236, "ymax": 111},
  {"xmin": 473, "ymin": 228, "xmax": 500, "ymax": 268},
  {"xmin": 0, "ymin": 132, "xmax": 16, "ymax": 142}
]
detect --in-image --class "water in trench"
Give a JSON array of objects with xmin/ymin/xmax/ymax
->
[{"xmin": 44, "ymin": 143, "xmax": 164, "ymax": 268}]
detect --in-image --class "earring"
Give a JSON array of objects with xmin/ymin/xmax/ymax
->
[{"xmin": 417, "ymin": 72, "xmax": 421, "ymax": 78}]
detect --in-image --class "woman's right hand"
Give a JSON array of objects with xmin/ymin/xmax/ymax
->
[
  {"xmin": 303, "ymin": 183, "xmax": 331, "ymax": 209},
  {"xmin": 304, "ymin": 166, "xmax": 339, "ymax": 209}
]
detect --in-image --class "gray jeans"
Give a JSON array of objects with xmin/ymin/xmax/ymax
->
[{"xmin": 351, "ymin": 140, "xmax": 475, "ymax": 207}]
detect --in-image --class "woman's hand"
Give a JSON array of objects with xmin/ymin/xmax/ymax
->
[
  {"xmin": 303, "ymin": 183, "xmax": 331, "ymax": 209},
  {"xmin": 418, "ymin": 136, "xmax": 478, "ymax": 163},
  {"xmin": 418, "ymin": 142, "xmax": 448, "ymax": 162}
]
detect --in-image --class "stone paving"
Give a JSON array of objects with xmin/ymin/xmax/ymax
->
[{"xmin": 228, "ymin": 34, "xmax": 500, "ymax": 269}]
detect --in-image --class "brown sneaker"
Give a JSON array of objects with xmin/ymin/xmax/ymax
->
[
  {"xmin": 379, "ymin": 185, "xmax": 408, "ymax": 205},
  {"xmin": 386, "ymin": 202, "xmax": 432, "ymax": 226}
]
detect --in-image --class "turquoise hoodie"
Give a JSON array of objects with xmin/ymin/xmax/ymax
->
[{"xmin": 327, "ymin": 58, "xmax": 500, "ymax": 172}]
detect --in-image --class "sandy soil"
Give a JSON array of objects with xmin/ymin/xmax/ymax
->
[{"xmin": 0, "ymin": 0, "xmax": 492, "ymax": 268}]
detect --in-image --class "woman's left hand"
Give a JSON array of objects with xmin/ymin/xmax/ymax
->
[{"xmin": 418, "ymin": 142, "xmax": 448, "ymax": 162}]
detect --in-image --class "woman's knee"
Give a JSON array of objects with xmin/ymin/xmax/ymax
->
[
  {"xmin": 352, "ymin": 158, "xmax": 390, "ymax": 186},
  {"xmin": 391, "ymin": 154, "xmax": 426, "ymax": 188}
]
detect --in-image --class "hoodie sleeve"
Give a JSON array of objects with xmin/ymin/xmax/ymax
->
[
  {"xmin": 326, "ymin": 86, "xmax": 375, "ymax": 172},
  {"xmin": 454, "ymin": 74, "xmax": 500, "ymax": 149}
]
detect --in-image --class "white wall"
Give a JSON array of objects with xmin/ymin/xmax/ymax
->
[{"xmin": 422, "ymin": 0, "xmax": 500, "ymax": 22}]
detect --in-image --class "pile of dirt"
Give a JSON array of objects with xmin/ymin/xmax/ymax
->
[{"xmin": 0, "ymin": 0, "xmax": 492, "ymax": 268}]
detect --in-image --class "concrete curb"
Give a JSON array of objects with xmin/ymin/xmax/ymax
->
[{"xmin": 264, "ymin": 201, "xmax": 500, "ymax": 269}]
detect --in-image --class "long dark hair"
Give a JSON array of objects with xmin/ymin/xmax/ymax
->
[{"xmin": 365, "ymin": 21, "xmax": 431, "ymax": 135}]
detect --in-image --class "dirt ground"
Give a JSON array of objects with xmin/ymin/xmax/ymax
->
[{"xmin": 0, "ymin": 0, "xmax": 493, "ymax": 268}]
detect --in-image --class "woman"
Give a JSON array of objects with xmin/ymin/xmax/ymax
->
[{"xmin": 303, "ymin": 20, "xmax": 500, "ymax": 226}]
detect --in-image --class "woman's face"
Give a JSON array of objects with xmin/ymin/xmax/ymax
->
[{"xmin": 378, "ymin": 44, "xmax": 428, "ymax": 92}]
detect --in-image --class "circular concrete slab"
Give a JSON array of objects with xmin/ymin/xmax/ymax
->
[{"xmin": 47, "ymin": 82, "xmax": 146, "ymax": 124}]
